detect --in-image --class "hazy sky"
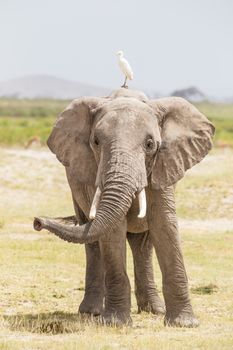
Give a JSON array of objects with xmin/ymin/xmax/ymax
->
[{"xmin": 1, "ymin": 0, "xmax": 233, "ymax": 97}]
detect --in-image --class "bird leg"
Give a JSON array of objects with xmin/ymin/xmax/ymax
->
[{"xmin": 121, "ymin": 76, "xmax": 128, "ymax": 89}]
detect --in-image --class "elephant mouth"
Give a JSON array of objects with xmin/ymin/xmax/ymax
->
[{"xmin": 89, "ymin": 186, "xmax": 147, "ymax": 220}]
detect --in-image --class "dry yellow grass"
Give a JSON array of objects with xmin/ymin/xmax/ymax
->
[{"xmin": 0, "ymin": 147, "xmax": 232, "ymax": 349}]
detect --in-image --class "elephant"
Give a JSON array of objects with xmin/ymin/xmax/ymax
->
[{"xmin": 34, "ymin": 88, "xmax": 214, "ymax": 327}]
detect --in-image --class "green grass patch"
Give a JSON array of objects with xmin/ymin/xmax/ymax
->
[
  {"xmin": 197, "ymin": 102, "xmax": 233, "ymax": 146},
  {"xmin": 0, "ymin": 98, "xmax": 68, "ymax": 146},
  {"xmin": 191, "ymin": 283, "xmax": 219, "ymax": 295},
  {"xmin": 0, "ymin": 116, "xmax": 54, "ymax": 145}
]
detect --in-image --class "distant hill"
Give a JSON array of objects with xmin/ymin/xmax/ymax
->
[
  {"xmin": 1, "ymin": 77, "xmax": 226, "ymax": 102},
  {"xmin": 170, "ymin": 86, "xmax": 206, "ymax": 102},
  {"xmin": 0, "ymin": 75, "xmax": 110, "ymax": 99}
]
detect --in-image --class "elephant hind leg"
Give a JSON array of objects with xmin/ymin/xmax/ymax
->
[
  {"xmin": 148, "ymin": 187, "xmax": 198, "ymax": 327},
  {"xmin": 127, "ymin": 231, "xmax": 165, "ymax": 315}
]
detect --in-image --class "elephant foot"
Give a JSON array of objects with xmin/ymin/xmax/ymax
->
[
  {"xmin": 78, "ymin": 296, "xmax": 103, "ymax": 316},
  {"xmin": 164, "ymin": 312, "xmax": 199, "ymax": 328},
  {"xmin": 138, "ymin": 299, "xmax": 165, "ymax": 315},
  {"xmin": 137, "ymin": 293, "xmax": 165, "ymax": 315},
  {"xmin": 101, "ymin": 312, "xmax": 132, "ymax": 327}
]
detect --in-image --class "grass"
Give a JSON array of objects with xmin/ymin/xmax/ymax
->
[
  {"xmin": 0, "ymin": 228, "xmax": 232, "ymax": 349},
  {"xmin": 0, "ymin": 99, "xmax": 233, "ymax": 146},
  {"xmin": 0, "ymin": 98, "xmax": 67, "ymax": 146},
  {"xmin": 0, "ymin": 147, "xmax": 233, "ymax": 349}
]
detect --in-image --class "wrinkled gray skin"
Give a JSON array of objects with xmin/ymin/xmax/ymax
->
[{"xmin": 34, "ymin": 88, "xmax": 214, "ymax": 327}]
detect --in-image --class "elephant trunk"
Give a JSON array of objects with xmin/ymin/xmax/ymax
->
[{"xmin": 34, "ymin": 152, "xmax": 147, "ymax": 244}]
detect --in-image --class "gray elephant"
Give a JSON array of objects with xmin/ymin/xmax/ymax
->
[{"xmin": 34, "ymin": 88, "xmax": 214, "ymax": 327}]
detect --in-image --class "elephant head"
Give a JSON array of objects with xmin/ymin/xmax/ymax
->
[{"xmin": 34, "ymin": 89, "xmax": 214, "ymax": 243}]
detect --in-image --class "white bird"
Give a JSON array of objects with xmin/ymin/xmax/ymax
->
[{"xmin": 116, "ymin": 50, "xmax": 134, "ymax": 88}]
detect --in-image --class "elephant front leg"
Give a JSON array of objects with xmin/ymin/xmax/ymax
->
[
  {"xmin": 99, "ymin": 219, "xmax": 132, "ymax": 326},
  {"xmin": 78, "ymin": 241, "xmax": 104, "ymax": 316},
  {"xmin": 148, "ymin": 187, "xmax": 199, "ymax": 328},
  {"xmin": 127, "ymin": 231, "xmax": 165, "ymax": 315},
  {"xmin": 72, "ymin": 199, "xmax": 104, "ymax": 316}
]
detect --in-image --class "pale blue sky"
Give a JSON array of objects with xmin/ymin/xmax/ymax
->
[{"xmin": 0, "ymin": 0, "xmax": 232, "ymax": 97}]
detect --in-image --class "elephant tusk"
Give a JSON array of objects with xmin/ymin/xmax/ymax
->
[
  {"xmin": 89, "ymin": 187, "xmax": 102, "ymax": 220},
  {"xmin": 138, "ymin": 188, "xmax": 147, "ymax": 218}
]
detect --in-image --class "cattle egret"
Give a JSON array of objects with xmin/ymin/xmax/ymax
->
[{"xmin": 116, "ymin": 50, "xmax": 134, "ymax": 88}]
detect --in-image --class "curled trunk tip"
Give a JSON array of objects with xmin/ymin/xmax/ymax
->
[{"xmin": 34, "ymin": 217, "xmax": 46, "ymax": 231}]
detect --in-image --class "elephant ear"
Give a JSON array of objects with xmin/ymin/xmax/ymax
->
[
  {"xmin": 47, "ymin": 97, "xmax": 106, "ymax": 185},
  {"xmin": 149, "ymin": 97, "xmax": 215, "ymax": 189}
]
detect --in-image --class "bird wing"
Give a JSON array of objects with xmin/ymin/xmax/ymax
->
[{"xmin": 119, "ymin": 58, "xmax": 134, "ymax": 80}]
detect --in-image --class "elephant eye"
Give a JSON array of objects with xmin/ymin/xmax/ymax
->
[
  {"xmin": 145, "ymin": 138, "xmax": 154, "ymax": 151},
  {"xmin": 94, "ymin": 136, "xmax": 99, "ymax": 146}
]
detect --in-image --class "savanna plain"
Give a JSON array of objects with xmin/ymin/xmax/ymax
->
[{"xmin": 0, "ymin": 99, "xmax": 233, "ymax": 349}]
